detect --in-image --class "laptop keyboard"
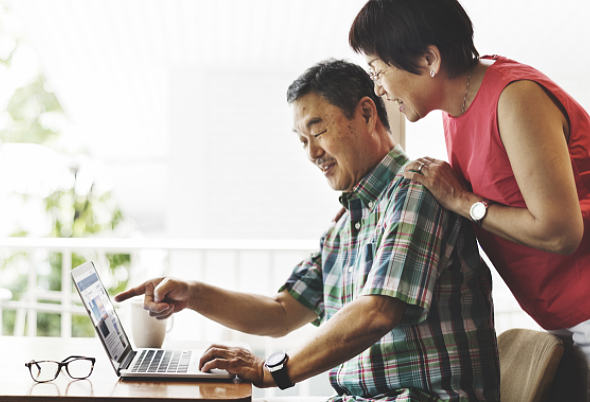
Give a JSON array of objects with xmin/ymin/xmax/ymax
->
[{"xmin": 131, "ymin": 350, "xmax": 192, "ymax": 373}]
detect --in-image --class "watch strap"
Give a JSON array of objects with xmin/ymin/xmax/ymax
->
[
  {"xmin": 266, "ymin": 352, "xmax": 294, "ymax": 390},
  {"xmin": 269, "ymin": 364, "xmax": 294, "ymax": 390}
]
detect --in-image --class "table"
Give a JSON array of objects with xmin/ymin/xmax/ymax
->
[{"xmin": 0, "ymin": 336, "xmax": 252, "ymax": 402}]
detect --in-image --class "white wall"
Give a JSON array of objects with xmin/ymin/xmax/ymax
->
[{"xmin": 166, "ymin": 67, "xmax": 343, "ymax": 240}]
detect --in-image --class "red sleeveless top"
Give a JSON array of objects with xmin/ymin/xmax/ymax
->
[{"xmin": 443, "ymin": 55, "xmax": 590, "ymax": 330}]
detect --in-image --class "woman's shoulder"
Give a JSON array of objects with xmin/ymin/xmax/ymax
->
[
  {"xmin": 472, "ymin": 55, "xmax": 555, "ymax": 111},
  {"xmin": 484, "ymin": 55, "xmax": 554, "ymax": 86}
]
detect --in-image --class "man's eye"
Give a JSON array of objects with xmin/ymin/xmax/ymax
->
[{"xmin": 313, "ymin": 129, "xmax": 327, "ymax": 138}]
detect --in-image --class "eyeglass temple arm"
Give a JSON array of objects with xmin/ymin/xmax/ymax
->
[
  {"xmin": 61, "ymin": 355, "xmax": 95, "ymax": 363},
  {"xmin": 25, "ymin": 361, "xmax": 43, "ymax": 371}
]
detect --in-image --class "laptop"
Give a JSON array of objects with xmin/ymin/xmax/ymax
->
[{"xmin": 71, "ymin": 261, "xmax": 234, "ymax": 379}]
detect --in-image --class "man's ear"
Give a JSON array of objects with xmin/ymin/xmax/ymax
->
[
  {"xmin": 422, "ymin": 45, "xmax": 442, "ymax": 77},
  {"xmin": 358, "ymin": 97, "xmax": 377, "ymax": 130}
]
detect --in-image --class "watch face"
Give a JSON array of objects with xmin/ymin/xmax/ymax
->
[
  {"xmin": 472, "ymin": 203, "xmax": 486, "ymax": 220},
  {"xmin": 266, "ymin": 351, "xmax": 286, "ymax": 367}
]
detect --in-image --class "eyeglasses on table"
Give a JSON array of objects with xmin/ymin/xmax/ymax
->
[{"xmin": 25, "ymin": 355, "xmax": 95, "ymax": 383}]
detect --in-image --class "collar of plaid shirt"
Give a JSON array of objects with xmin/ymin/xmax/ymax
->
[{"xmin": 338, "ymin": 144, "xmax": 407, "ymax": 212}]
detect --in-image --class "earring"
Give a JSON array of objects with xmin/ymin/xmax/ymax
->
[{"xmin": 430, "ymin": 70, "xmax": 435, "ymax": 78}]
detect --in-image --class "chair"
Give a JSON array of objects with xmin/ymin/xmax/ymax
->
[{"xmin": 498, "ymin": 328, "xmax": 564, "ymax": 402}]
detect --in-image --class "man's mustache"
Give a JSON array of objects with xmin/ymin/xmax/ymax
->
[{"xmin": 316, "ymin": 157, "xmax": 336, "ymax": 169}]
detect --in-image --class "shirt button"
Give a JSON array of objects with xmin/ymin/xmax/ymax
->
[
  {"xmin": 355, "ymin": 222, "xmax": 360, "ymax": 230},
  {"xmin": 368, "ymin": 202, "xmax": 374, "ymax": 209},
  {"xmin": 348, "ymin": 267, "xmax": 353, "ymax": 273}
]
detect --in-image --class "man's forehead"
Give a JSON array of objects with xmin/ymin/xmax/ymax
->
[
  {"xmin": 291, "ymin": 93, "xmax": 330, "ymax": 129},
  {"xmin": 294, "ymin": 92, "xmax": 344, "ymax": 117}
]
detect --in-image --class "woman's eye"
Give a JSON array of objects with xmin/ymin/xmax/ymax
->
[{"xmin": 313, "ymin": 130, "xmax": 327, "ymax": 138}]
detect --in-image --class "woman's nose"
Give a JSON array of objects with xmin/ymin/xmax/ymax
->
[{"xmin": 374, "ymin": 83, "xmax": 386, "ymax": 97}]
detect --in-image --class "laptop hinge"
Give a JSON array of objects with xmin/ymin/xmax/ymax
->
[{"xmin": 119, "ymin": 350, "xmax": 136, "ymax": 373}]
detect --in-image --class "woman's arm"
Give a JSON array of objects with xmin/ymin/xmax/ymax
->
[{"xmin": 405, "ymin": 80, "xmax": 583, "ymax": 255}]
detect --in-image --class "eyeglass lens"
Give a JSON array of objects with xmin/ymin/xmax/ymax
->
[
  {"xmin": 66, "ymin": 359, "xmax": 93, "ymax": 379},
  {"xmin": 29, "ymin": 362, "xmax": 60, "ymax": 382}
]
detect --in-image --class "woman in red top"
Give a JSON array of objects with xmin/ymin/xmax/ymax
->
[{"xmin": 349, "ymin": 0, "xmax": 590, "ymax": 377}]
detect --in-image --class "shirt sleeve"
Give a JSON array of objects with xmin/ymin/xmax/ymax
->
[
  {"xmin": 278, "ymin": 240, "xmax": 325, "ymax": 326},
  {"xmin": 359, "ymin": 178, "xmax": 449, "ymax": 325}
]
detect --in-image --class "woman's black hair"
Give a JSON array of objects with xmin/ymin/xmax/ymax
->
[{"xmin": 349, "ymin": 0, "xmax": 479, "ymax": 79}]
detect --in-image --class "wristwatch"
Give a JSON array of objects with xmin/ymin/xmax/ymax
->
[
  {"xmin": 265, "ymin": 350, "xmax": 294, "ymax": 390},
  {"xmin": 470, "ymin": 200, "xmax": 491, "ymax": 226}
]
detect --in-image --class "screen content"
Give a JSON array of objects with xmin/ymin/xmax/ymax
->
[{"xmin": 72, "ymin": 263, "xmax": 130, "ymax": 362}]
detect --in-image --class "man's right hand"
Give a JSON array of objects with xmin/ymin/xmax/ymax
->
[{"xmin": 114, "ymin": 277, "xmax": 195, "ymax": 320}]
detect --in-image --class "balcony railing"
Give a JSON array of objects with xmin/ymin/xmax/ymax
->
[{"xmin": 0, "ymin": 237, "xmax": 318, "ymax": 336}]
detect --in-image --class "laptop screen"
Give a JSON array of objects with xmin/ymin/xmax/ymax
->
[{"xmin": 72, "ymin": 261, "xmax": 132, "ymax": 370}]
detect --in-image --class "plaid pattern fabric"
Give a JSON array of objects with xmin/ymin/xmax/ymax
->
[{"xmin": 280, "ymin": 146, "xmax": 500, "ymax": 402}]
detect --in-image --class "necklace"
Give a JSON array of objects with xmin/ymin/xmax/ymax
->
[{"xmin": 461, "ymin": 68, "xmax": 472, "ymax": 115}]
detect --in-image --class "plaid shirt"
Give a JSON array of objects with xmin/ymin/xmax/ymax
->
[{"xmin": 281, "ymin": 146, "xmax": 500, "ymax": 402}]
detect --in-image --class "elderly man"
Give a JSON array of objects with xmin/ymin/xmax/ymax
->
[{"xmin": 115, "ymin": 60, "xmax": 500, "ymax": 402}]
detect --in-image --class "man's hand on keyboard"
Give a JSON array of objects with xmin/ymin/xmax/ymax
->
[
  {"xmin": 199, "ymin": 344, "xmax": 274, "ymax": 387},
  {"xmin": 114, "ymin": 277, "xmax": 193, "ymax": 320}
]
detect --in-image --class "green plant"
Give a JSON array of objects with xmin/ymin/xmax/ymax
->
[{"xmin": 0, "ymin": 2, "xmax": 133, "ymax": 337}]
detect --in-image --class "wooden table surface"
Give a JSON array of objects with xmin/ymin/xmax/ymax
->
[{"xmin": 0, "ymin": 336, "xmax": 251, "ymax": 402}]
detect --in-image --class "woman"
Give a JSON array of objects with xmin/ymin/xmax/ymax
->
[{"xmin": 348, "ymin": 0, "xmax": 590, "ymax": 366}]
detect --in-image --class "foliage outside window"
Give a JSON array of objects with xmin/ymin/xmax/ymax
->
[{"xmin": 0, "ymin": 2, "xmax": 135, "ymax": 337}]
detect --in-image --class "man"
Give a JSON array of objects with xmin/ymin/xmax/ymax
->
[{"xmin": 115, "ymin": 60, "xmax": 500, "ymax": 401}]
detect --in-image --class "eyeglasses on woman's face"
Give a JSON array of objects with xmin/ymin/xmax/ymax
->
[
  {"xmin": 369, "ymin": 64, "xmax": 391, "ymax": 87},
  {"xmin": 25, "ymin": 355, "xmax": 95, "ymax": 383}
]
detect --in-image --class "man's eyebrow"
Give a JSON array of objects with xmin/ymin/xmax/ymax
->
[
  {"xmin": 305, "ymin": 117, "xmax": 322, "ymax": 129},
  {"xmin": 292, "ymin": 117, "xmax": 323, "ymax": 134}
]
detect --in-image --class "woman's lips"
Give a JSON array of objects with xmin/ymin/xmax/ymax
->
[{"xmin": 388, "ymin": 98, "xmax": 405, "ymax": 114}]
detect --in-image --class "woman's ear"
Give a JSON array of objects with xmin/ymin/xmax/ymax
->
[{"xmin": 423, "ymin": 45, "xmax": 442, "ymax": 77}]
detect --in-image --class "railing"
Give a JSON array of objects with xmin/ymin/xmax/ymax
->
[{"xmin": 0, "ymin": 237, "xmax": 318, "ymax": 335}]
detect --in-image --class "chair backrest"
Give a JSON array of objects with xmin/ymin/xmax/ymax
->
[{"xmin": 498, "ymin": 328, "xmax": 564, "ymax": 402}]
